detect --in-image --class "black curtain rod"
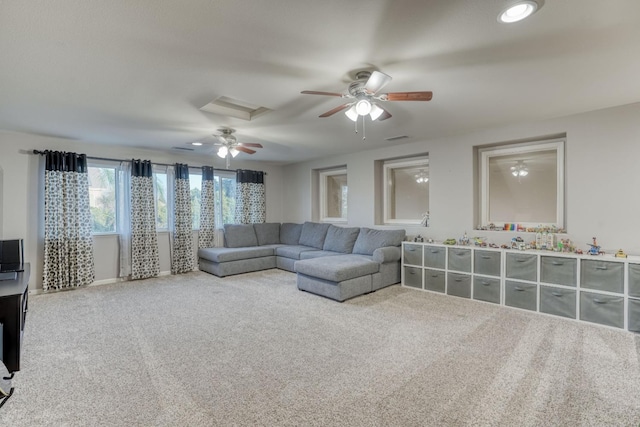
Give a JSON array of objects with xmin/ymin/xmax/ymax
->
[{"xmin": 31, "ymin": 150, "xmax": 261, "ymax": 174}]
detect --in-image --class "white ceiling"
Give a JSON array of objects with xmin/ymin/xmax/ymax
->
[{"xmin": 1, "ymin": 0, "xmax": 639, "ymax": 165}]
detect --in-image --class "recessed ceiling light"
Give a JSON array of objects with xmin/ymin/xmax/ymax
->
[
  {"xmin": 191, "ymin": 142, "xmax": 203, "ymax": 146},
  {"xmin": 498, "ymin": 1, "xmax": 539, "ymax": 23}
]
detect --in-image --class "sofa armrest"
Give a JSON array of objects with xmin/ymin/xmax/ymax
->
[{"xmin": 372, "ymin": 246, "xmax": 401, "ymax": 264}]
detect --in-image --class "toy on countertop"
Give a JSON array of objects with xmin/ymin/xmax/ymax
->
[
  {"xmin": 459, "ymin": 231, "xmax": 470, "ymax": 246},
  {"xmin": 413, "ymin": 235, "xmax": 424, "ymax": 243},
  {"xmin": 615, "ymin": 249, "xmax": 628, "ymax": 258},
  {"xmin": 473, "ymin": 237, "xmax": 487, "ymax": 247},
  {"xmin": 443, "ymin": 238, "xmax": 457, "ymax": 245},
  {"xmin": 511, "ymin": 236, "xmax": 526, "ymax": 250},
  {"xmin": 575, "ymin": 249, "xmax": 583, "ymax": 255},
  {"xmin": 587, "ymin": 237, "xmax": 604, "ymax": 255}
]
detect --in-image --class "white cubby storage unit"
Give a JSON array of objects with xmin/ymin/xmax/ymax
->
[{"xmin": 401, "ymin": 242, "xmax": 640, "ymax": 333}]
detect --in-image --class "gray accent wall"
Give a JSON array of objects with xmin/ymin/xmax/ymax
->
[{"xmin": 281, "ymin": 102, "xmax": 640, "ymax": 255}]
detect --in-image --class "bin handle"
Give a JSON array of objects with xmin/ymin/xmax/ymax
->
[
  {"xmin": 551, "ymin": 291, "xmax": 564, "ymax": 297},
  {"xmin": 552, "ymin": 261, "xmax": 564, "ymax": 266},
  {"xmin": 481, "ymin": 281, "xmax": 491, "ymax": 286},
  {"xmin": 593, "ymin": 298, "xmax": 608, "ymax": 304},
  {"xmin": 516, "ymin": 258, "xmax": 528, "ymax": 263},
  {"xmin": 514, "ymin": 286, "xmax": 525, "ymax": 291},
  {"xmin": 595, "ymin": 266, "xmax": 608, "ymax": 270}
]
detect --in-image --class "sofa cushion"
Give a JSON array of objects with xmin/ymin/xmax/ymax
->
[
  {"xmin": 323, "ymin": 225, "xmax": 360, "ymax": 254},
  {"xmin": 253, "ymin": 223, "xmax": 281, "ymax": 245},
  {"xmin": 300, "ymin": 250, "xmax": 343, "ymax": 260},
  {"xmin": 198, "ymin": 246, "xmax": 275, "ymax": 263},
  {"xmin": 224, "ymin": 224, "xmax": 258, "ymax": 248},
  {"xmin": 299, "ymin": 222, "xmax": 331, "ymax": 249},
  {"xmin": 275, "ymin": 245, "xmax": 317, "ymax": 260},
  {"xmin": 280, "ymin": 223, "xmax": 303, "ymax": 245},
  {"xmin": 352, "ymin": 228, "xmax": 406, "ymax": 256},
  {"xmin": 295, "ymin": 255, "xmax": 379, "ymax": 282}
]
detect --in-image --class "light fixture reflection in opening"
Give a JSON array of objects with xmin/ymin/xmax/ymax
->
[
  {"xmin": 499, "ymin": 1, "xmax": 539, "ymax": 23},
  {"xmin": 415, "ymin": 170, "xmax": 429, "ymax": 184},
  {"xmin": 510, "ymin": 161, "xmax": 529, "ymax": 180}
]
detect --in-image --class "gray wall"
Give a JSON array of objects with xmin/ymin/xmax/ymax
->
[
  {"xmin": 0, "ymin": 131, "xmax": 285, "ymax": 290},
  {"xmin": 282, "ymin": 102, "xmax": 640, "ymax": 254}
]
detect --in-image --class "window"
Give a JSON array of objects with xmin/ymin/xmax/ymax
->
[
  {"xmin": 88, "ymin": 166, "xmax": 117, "ymax": 233},
  {"xmin": 478, "ymin": 138, "xmax": 565, "ymax": 228},
  {"xmin": 190, "ymin": 173, "xmax": 202, "ymax": 230},
  {"xmin": 319, "ymin": 168, "xmax": 348, "ymax": 222},
  {"xmin": 214, "ymin": 171, "xmax": 236, "ymax": 227},
  {"xmin": 382, "ymin": 157, "xmax": 429, "ymax": 225},
  {"xmin": 154, "ymin": 172, "xmax": 168, "ymax": 230}
]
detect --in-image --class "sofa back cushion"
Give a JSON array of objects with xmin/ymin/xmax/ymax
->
[
  {"xmin": 323, "ymin": 225, "xmax": 360, "ymax": 254},
  {"xmin": 253, "ymin": 223, "xmax": 281, "ymax": 245},
  {"xmin": 224, "ymin": 224, "xmax": 258, "ymax": 248},
  {"xmin": 352, "ymin": 228, "xmax": 406, "ymax": 255},
  {"xmin": 280, "ymin": 223, "xmax": 303, "ymax": 245},
  {"xmin": 298, "ymin": 222, "xmax": 331, "ymax": 249}
]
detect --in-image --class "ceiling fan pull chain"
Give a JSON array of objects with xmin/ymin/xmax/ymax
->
[
  {"xmin": 362, "ymin": 115, "xmax": 366, "ymax": 140},
  {"xmin": 354, "ymin": 116, "xmax": 358, "ymax": 134}
]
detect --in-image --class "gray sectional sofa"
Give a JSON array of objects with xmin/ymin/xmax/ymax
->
[{"xmin": 198, "ymin": 222, "xmax": 406, "ymax": 301}]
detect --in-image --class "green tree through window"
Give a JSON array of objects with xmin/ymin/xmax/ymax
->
[{"xmin": 88, "ymin": 166, "xmax": 116, "ymax": 233}]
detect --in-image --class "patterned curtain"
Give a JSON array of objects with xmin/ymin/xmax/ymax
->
[
  {"xmin": 131, "ymin": 160, "xmax": 160, "ymax": 280},
  {"xmin": 234, "ymin": 169, "xmax": 266, "ymax": 224},
  {"xmin": 171, "ymin": 163, "xmax": 194, "ymax": 273},
  {"xmin": 198, "ymin": 166, "xmax": 216, "ymax": 248},
  {"xmin": 42, "ymin": 151, "xmax": 95, "ymax": 290}
]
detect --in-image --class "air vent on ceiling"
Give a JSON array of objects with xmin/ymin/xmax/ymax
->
[
  {"xmin": 172, "ymin": 146, "xmax": 195, "ymax": 151},
  {"xmin": 200, "ymin": 96, "xmax": 271, "ymax": 121},
  {"xmin": 385, "ymin": 135, "xmax": 409, "ymax": 141}
]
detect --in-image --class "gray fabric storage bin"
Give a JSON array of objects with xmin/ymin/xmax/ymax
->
[
  {"xmin": 629, "ymin": 298, "xmax": 640, "ymax": 333},
  {"xmin": 580, "ymin": 260, "xmax": 623, "ymax": 293},
  {"xmin": 473, "ymin": 276, "xmax": 500, "ymax": 304},
  {"xmin": 505, "ymin": 281, "xmax": 537, "ymax": 311},
  {"xmin": 579, "ymin": 292, "xmax": 624, "ymax": 329},
  {"xmin": 403, "ymin": 244, "xmax": 422, "ymax": 266},
  {"xmin": 629, "ymin": 264, "xmax": 640, "ymax": 298},
  {"xmin": 424, "ymin": 268, "xmax": 445, "ymax": 293},
  {"xmin": 447, "ymin": 248, "xmax": 471, "ymax": 273},
  {"xmin": 423, "ymin": 245, "xmax": 446, "ymax": 269},
  {"xmin": 506, "ymin": 253, "xmax": 537, "ymax": 282},
  {"xmin": 404, "ymin": 266, "xmax": 422, "ymax": 289},
  {"xmin": 540, "ymin": 256, "xmax": 577, "ymax": 286},
  {"xmin": 474, "ymin": 250, "xmax": 501, "ymax": 277},
  {"xmin": 447, "ymin": 272, "xmax": 471, "ymax": 298},
  {"xmin": 540, "ymin": 285, "xmax": 576, "ymax": 319}
]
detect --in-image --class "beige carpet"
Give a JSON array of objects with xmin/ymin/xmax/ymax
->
[{"xmin": 1, "ymin": 269, "xmax": 639, "ymax": 426}]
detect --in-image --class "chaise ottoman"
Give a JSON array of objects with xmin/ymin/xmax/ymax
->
[{"xmin": 295, "ymin": 254, "xmax": 381, "ymax": 302}]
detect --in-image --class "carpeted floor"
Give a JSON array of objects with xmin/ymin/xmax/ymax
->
[{"xmin": 1, "ymin": 269, "xmax": 640, "ymax": 426}]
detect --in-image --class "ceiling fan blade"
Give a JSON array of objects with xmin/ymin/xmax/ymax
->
[
  {"xmin": 239, "ymin": 143, "xmax": 263, "ymax": 148},
  {"xmin": 377, "ymin": 107, "xmax": 392, "ymax": 121},
  {"xmin": 385, "ymin": 91, "xmax": 433, "ymax": 101},
  {"xmin": 301, "ymin": 90, "xmax": 343, "ymax": 97},
  {"xmin": 364, "ymin": 71, "xmax": 392, "ymax": 94},
  {"xmin": 319, "ymin": 103, "xmax": 352, "ymax": 118},
  {"xmin": 235, "ymin": 146, "xmax": 256, "ymax": 155}
]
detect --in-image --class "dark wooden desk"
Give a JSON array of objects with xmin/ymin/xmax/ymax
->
[{"xmin": 0, "ymin": 264, "xmax": 30, "ymax": 373}]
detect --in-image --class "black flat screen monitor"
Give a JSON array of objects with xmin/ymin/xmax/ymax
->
[{"xmin": 0, "ymin": 239, "xmax": 24, "ymax": 272}]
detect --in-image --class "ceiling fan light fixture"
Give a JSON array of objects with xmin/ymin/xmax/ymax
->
[
  {"xmin": 229, "ymin": 148, "xmax": 239, "ymax": 157},
  {"xmin": 217, "ymin": 146, "xmax": 228, "ymax": 158},
  {"xmin": 190, "ymin": 142, "xmax": 203, "ymax": 146},
  {"xmin": 355, "ymin": 99, "xmax": 372, "ymax": 116},
  {"xmin": 345, "ymin": 104, "xmax": 358, "ymax": 122},
  {"xmin": 369, "ymin": 103, "xmax": 383, "ymax": 120},
  {"xmin": 499, "ymin": 1, "xmax": 539, "ymax": 23}
]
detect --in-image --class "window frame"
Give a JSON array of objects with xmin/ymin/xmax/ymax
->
[
  {"xmin": 478, "ymin": 138, "xmax": 565, "ymax": 228},
  {"xmin": 87, "ymin": 162, "xmax": 119, "ymax": 236},
  {"xmin": 382, "ymin": 157, "xmax": 429, "ymax": 225},
  {"xmin": 319, "ymin": 168, "xmax": 348, "ymax": 223}
]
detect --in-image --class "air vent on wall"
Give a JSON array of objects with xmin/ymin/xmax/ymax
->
[
  {"xmin": 385, "ymin": 135, "xmax": 409, "ymax": 141},
  {"xmin": 200, "ymin": 96, "xmax": 271, "ymax": 121}
]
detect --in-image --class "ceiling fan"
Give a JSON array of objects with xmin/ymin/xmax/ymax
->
[
  {"xmin": 214, "ymin": 128, "xmax": 263, "ymax": 168},
  {"xmin": 301, "ymin": 70, "xmax": 433, "ymax": 139}
]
